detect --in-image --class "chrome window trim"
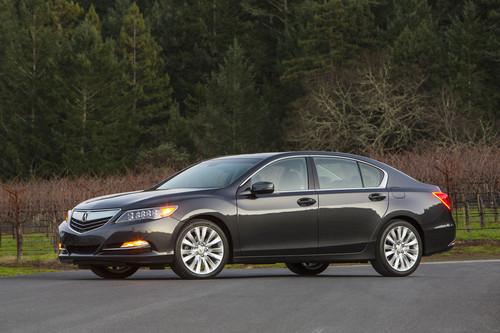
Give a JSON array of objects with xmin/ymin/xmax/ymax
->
[
  {"xmin": 314, "ymin": 156, "xmax": 388, "ymax": 190},
  {"xmin": 239, "ymin": 156, "xmax": 309, "ymax": 193},
  {"xmin": 239, "ymin": 154, "xmax": 388, "ymax": 191}
]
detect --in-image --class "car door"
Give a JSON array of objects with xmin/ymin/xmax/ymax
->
[
  {"xmin": 313, "ymin": 157, "xmax": 389, "ymax": 254},
  {"xmin": 236, "ymin": 157, "xmax": 318, "ymax": 257}
]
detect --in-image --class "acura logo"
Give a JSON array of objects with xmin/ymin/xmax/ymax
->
[{"xmin": 82, "ymin": 212, "xmax": 88, "ymax": 222}]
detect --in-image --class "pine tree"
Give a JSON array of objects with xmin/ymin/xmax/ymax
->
[
  {"xmin": 389, "ymin": 0, "xmax": 442, "ymax": 83},
  {"xmin": 58, "ymin": 5, "xmax": 126, "ymax": 173},
  {"xmin": 0, "ymin": 0, "xmax": 73, "ymax": 177},
  {"xmin": 191, "ymin": 40, "xmax": 269, "ymax": 157},
  {"xmin": 283, "ymin": 0, "xmax": 376, "ymax": 80},
  {"xmin": 446, "ymin": 1, "xmax": 487, "ymax": 117},
  {"xmin": 118, "ymin": 2, "xmax": 176, "ymax": 155}
]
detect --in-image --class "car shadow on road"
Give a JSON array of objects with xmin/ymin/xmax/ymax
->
[{"xmin": 36, "ymin": 272, "xmax": 401, "ymax": 281}]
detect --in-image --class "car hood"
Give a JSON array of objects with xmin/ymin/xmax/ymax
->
[{"xmin": 74, "ymin": 188, "xmax": 213, "ymax": 211}]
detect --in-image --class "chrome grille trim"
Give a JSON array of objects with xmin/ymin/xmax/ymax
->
[{"xmin": 69, "ymin": 209, "xmax": 120, "ymax": 233}]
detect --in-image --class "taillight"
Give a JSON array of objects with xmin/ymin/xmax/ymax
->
[{"xmin": 432, "ymin": 192, "xmax": 452, "ymax": 210}]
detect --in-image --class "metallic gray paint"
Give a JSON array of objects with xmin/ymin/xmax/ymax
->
[{"xmin": 59, "ymin": 151, "xmax": 455, "ymax": 267}]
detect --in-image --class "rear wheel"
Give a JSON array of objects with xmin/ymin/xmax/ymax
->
[
  {"xmin": 371, "ymin": 220, "xmax": 422, "ymax": 277},
  {"xmin": 171, "ymin": 220, "xmax": 229, "ymax": 279},
  {"xmin": 286, "ymin": 262, "xmax": 329, "ymax": 276},
  {"xmin": 90, "ymin": 265, "xmax": 138, "ymax": 279}
]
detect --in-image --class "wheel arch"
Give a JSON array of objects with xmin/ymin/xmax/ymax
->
[{"xmin": 179, "ymin": 214, "xmax": 234, "ymax": 262}]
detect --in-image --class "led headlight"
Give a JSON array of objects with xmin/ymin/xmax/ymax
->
[{"xmin": 115, "ymin": 206, "xmax": 178, "ymax": 223}]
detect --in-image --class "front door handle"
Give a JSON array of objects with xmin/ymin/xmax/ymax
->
[
  {"xmin": 297, "ymin": 197, "xmax": 316, "ymax": 207},
  {"xmin": 368, "ymin": 193, "xmax": 386, "ymax": 201}
]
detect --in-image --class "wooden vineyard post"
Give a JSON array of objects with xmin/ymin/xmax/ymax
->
[
  {"xmin": 463, "ymin": 192, "xmax": 470, "ymax": 232},
  {"xmin": 477, "ymin": 193, "xmax": 485, "ymax": 228},
  {"xmin": 491, "ymin": 191, "xmax": 498, "ymax": 224}
]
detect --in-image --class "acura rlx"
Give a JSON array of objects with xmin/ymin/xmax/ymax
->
[{"xmin": 59, "ymin": 152, "xmax": 455, "ymax": 279}]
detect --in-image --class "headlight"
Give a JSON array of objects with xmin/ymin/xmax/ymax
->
[{"xmin": 115, "ymin": 206, "xmax": 178, "ymax": 223}]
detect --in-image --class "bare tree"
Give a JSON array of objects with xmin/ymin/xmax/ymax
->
[
  {"xmin": 1, "ymin": 186, "xmax": 26, "ymax": 263},
  {"xmin": 286, "ymin": 62, "xmax": 430, "ymax": 153},
  {"xmin": 432, "ymin": 86, "xmax": 498, "ymax": 145}
]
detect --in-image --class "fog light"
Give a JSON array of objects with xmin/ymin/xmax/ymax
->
[
  {"xmin": 58, "ymin": 243, "xmax": 64, "ymax": 250},
  {"xmin": 120, "ymin": 240, "xmax": 150, "ymax": 248}
]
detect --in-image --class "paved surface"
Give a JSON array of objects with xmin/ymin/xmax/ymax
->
[{"xmin": 0, "ymin": 260, "xmax": 499, "ymax": 333}]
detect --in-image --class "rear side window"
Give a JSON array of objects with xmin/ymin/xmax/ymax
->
[
  {"xmin": 359, "ymin": 163, "xmax": 384, "ymax": 187},
  {"xmin": 313, "ymin": 158, "xmax": 362, "ymax": 189},
  {"xmin": 252, "ymin": 158, "xmax": 308, "ymax": 192}
]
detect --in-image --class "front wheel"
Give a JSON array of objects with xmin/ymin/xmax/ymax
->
[
  {"xmin": 171, "ymin": 220, "xmax": 229, "ymax": 279},
  {"xmin": 286, "ymin": 262, "xmax": 329, "ymax": 276},
  {"xmin": 370, "ymin": 220, "xmax": 423, "ymax": 277},
  {"xmin": 90, "ymin": 265, "xmax": 138, "ymax": 279}
]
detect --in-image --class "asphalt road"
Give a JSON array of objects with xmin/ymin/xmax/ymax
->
[{"xmin": 1, "ymin": 260, "xmax": 499, "ymax": 333}]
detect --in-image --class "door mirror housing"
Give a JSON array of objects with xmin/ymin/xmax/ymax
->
[{"xmin": 251, "ymin": 181, "xmax": 274, "ymax": 195}]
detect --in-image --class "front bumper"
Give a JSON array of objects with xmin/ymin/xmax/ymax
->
[{"xmin": 58, "ymin": 217, "xmax": 181, "ymax": 267}]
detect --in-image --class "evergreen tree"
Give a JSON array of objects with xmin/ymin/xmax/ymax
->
[
  {"xmin": 191, "ymin": 40, "xmax": 269, "ymax": 157},
  {"xmin": 0, "ymin": 0, "xmax": 70, "ymax": 177},
  {"xmin": 118, "ymin": 2, "xmax": 176, "ymax": 155},
  {"xmin": 149, "ymin": 0, "xmax": 251, "ymax": 110},
  {"xmin": 389, "ymin": 0, "xmax": 443, "ymax": 83},
  {"xmin": 58, "ymin": 5, "xmax": 126, "ymax": 173},
  {"xmin": 446, "ymin": 1, "xmax": 488, "ymax": 117},
  {"xmin": 283, "ymin": 0, "xmax": 376, "ymax": 80}
]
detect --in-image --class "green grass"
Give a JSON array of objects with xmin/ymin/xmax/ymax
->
[
  {"xmin": 0, "ymin": 233, "xmax": 57, "ymax": 263},
  {"xmin": 429, "ymin": 244, "xmax": 500, "ymax": 260},
  {"xmin": 0, "ymin": 233, "xmax": 56, "ymax": 255},
  {"xmin": 456, "ymin": 228, "xmax": 500, "ymax": 241},
  {"xmin": 0, "ymin": 266, "xmax": 55, "ymax": 277}
]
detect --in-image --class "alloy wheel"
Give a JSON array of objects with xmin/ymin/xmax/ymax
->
[
  {"xmin": 384, "ymin": 225, "xmax": 419, "ymax": 272},
  {"xmin": 180, "ymin": 225, "xmax": 225, "ymax": 275}
]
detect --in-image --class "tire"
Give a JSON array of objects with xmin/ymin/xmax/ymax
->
[
  {"xmin": 370, "ymin": 220, "xmax": 423, "ymax": 277},
  {"xmin": 90, "ymin": 265, "xmax": 138, "ymax": 279},
  {"xmin": 171, "ymin": 219, "xmax": 229, "ymax": 279},
  {"xmin": 286, "ymin": 262, "xmax": 329, "ymax": 276}
]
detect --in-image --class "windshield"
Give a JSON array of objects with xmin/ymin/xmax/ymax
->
[{"xmin": 156, "ymin": 158, "xmax": 260, "ymax": 190}]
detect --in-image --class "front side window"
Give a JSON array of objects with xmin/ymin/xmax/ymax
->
[
  {"xmin": 314, "ymin": 157, "xmax": 363, "ymax": 189},
  {"xmin": 251, "ymin": 158, "xmax": 308, "ymax": 192},
  {"xmin": 157, "ymin": 158, "xmax": 259, "ymax": 189}
]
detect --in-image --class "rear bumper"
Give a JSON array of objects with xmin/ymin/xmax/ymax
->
[
  {"xmin": 58, "ymin": 216, "xmax": 181, "ymax": 267},
  {"xmin": 423, "ymin": 221, "xmax": 456, "ymax": 256}
]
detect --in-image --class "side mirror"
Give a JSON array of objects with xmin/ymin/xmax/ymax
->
[{"xmin": 251, "ymin": 181, "xmax": 274, "ymax": 195}]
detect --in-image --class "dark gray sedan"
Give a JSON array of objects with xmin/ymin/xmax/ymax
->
[{"xmin": 59, "ymin": 152, "xmax": 455, "ymax": 279}]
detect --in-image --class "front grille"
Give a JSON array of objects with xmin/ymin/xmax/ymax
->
[
  {"xmin": 70, "ymin": 217, "xmax": 110, "ymax": 233},
  {"xmin": 66, "ymin": 245, "xmax": 100, "ymax": 254},
  {"xmin": 69, "ymin": 209, "xmax": 120, "ymax": 233}
]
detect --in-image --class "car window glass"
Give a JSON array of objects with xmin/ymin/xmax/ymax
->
[
  {"xmin": 314, "ymin": 158, "xmax": 362, "ymax": 189},
  {"xmin": 157, "ymin": 158, "xmax": 259, "ymax": 189},
  {"xmin": 252, "ymin": 158, "xmax": 308, "ymax": 192},
  {"xmin": 359, "ymin": 163, "xmax": 384, "ymax": 187}
]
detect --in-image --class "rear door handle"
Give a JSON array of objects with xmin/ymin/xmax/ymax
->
[
  {"xmin": 297, "ymin": 197, "xmax": 317, "ymax": 207},
  {"xmin": 368, "ymin": 193, "xmax": 386, "ymax": 201}
]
